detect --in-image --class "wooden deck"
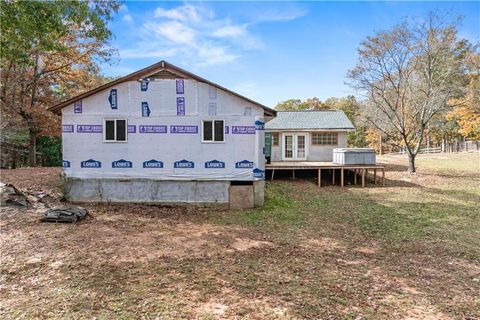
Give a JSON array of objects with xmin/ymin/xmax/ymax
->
[{"xmin": 265, "ymin": 161, "xmax": 385, "ymax": 187}]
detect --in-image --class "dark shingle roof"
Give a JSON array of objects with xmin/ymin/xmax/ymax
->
[{"xmin": 265, "ymin": 110, "xmax": 355, "ymax": 130}]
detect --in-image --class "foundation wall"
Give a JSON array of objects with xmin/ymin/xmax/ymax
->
[{"xmin": 65, "ymin": 178, "xmax": 265, "ymax": 208}]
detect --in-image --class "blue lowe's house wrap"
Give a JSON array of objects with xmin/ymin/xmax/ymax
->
[
  {"xmin": 143, "ymin": 159, "xmax": 164, "ymax": 168},
  {"xmin": 205, "ymin": 160, "xmax": 225, "ymax": 169},
  {"xmin": 108, "ymin": 89, "xmax": 118, "ymax": 109},
  {"xmin": 142, "ymin": 102, "xmax": 151, "ymax": 117},
  {"xmin": 176, "ymin": 79, "xmax": 184, "ymax": 94},
  {"xmin": 128, "ymin": 125, "xmax": 136, "ymax": 133},
  {"xmin": 255, "ymin": 120, "xmax": 265, "ymax": 130},
  {"xmin": 77, "ymin": 125, "xmax": 102, "ymax": 133},
  {"xmin": 140, "ymin": 80, "xmax": 149, "ymax": 91},
  {"xmin": 235, "ymin": 160, "xmax": 254, "ymax": 169},
  {"xmin": 253, "ymin": 168, "xmax": 265, "ymax": 179},
  {"xmin": 174, "ymin": 159, "xmax": 194, "ymax": 169},
  {"xmin": 81, "ymin": 159, "xmax": 101, "ymax": 168},
  {"xmin": 62, "ymin": 125, "xmax": 74, "ymax": 133},
  {"xmin": 139, "ymin": 125, "xmax": 167, "ymax": 133},
  {"xmin": 53, "ymin": 60, "xmax": 276, "ymax": 206},
  {"xmin": 112, "ymin": 159, "xmax": 133, "ymax": 168},
  {"xmin": 74, "ymin": 100, "xmax": 82, "ymax": 113},
  {"xmin": 63, "ymin": 160, "xmax": 71, "ymax": 168},
  {"xmin": 176, "ymin": 97, "xmax": 185, "ymax": 115},
  {"xmin": 232, "ymin": 126, "xmax": 256, "ymax": 134},
  {"xmin": 170, "ymin": 125, "xmax": 198, "ymax": 134}
]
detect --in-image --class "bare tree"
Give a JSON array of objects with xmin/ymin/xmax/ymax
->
[{"xmin": 348, "ymin": 13, "xmax": 467, "ymax": 172}]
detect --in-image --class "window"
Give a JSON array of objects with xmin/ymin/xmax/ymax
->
[
  {"xmin": 312, "ymin": 132, "xmax": 338, "ymax": 145},
  {"xmin": 202, "ymin": 120, "xmax": 224, "ymax": 142},
  {"xmin": 104, "ymin": 119, "xmax": 127, "ymax": 142},
  {"xmin": 272, "ymin": 133, "xmax": 279, "ymax": 146}
]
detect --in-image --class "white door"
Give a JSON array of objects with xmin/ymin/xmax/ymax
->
[
  {"xmin": 283, "ymin": 134, "xmax": 294, "ymax": 160},
  {"xmin": 296, "ymin": 134, "xmax": 307, "ymax": 160},
  {"xmin": 282, "ymin": 133, "xmax": 308, "ymax": 160}
]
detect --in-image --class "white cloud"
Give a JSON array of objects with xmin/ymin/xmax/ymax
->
[
  {"xmin": 122, "ymin": 14, "xmax": 133, "ymax": 24},
  {"xmin": 196, "ymin": 44, "xmax": 239, "ymax": 66},
  {"xmin": 154, "ymin": 4, "xmax": 209, "ymax": 22},
  {"xmin": 144, "ymin": 21, "xmax": 196, "ymax": 44},
  {"xmin": 249, "ymin": 7, "xmax": 307, "ymax": 23},
  {"xmin": 212, "ymin": 25, "xmax": 247, "ymax": 38},
  {"xmin": 118, "ymin": 3, "xmax": 306, "ymax": 67}
]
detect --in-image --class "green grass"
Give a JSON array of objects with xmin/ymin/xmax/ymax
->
[
  {"xmin": 211, "ymin": 153, "xmax": 480, "ymax": 259},
  {"xmin": 203, "ymin": 153, "xmax": 480, "ymax": 318}
]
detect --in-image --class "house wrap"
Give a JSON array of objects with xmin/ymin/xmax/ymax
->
[{"xmin": 50, "ymin": 61, "xmax": 276, "ymax": 207}]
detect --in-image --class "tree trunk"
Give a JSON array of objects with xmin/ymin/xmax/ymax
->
[
  {"xmin": 408, "ymin": 152, "xmax": 416, "ymax": 173},
  {"xmin": 29, "ymin": 129, "xmax": 37, "ymax": 166}
]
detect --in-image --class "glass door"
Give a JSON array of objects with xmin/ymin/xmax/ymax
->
[
  {"xmin": 296, "ymin": 134, "xmax": 307, "ymax": 160},
  {"xmin": 283, "ymin": 134, "xmax": 294, "ymax": 160},
  {"xmin": 282, "ymin": 133, "xmax": 308, "ymax": 160}
]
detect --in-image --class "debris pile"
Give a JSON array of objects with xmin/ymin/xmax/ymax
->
[
  {"xmin": 0, "ymin": 183, "xmax": 30, "ymax": 207},
  {"xmin": 40, "ymin": 207, "xmax": 88, "ymax": 223}
]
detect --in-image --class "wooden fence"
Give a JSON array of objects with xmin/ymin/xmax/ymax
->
[{"xmin": 389, "ymin": 140, "xmax": 480, "ymax": 155}]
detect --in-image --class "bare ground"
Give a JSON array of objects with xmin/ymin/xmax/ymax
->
[{"xmin": 1, "ymin": 153, "xmax": 479, "ymax": 319}]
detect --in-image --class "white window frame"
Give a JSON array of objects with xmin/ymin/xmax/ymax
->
[
  {"xmin": 202, "ymin": 119, "xmax": 225, "ymax": 143},
  {"xmin": 311, "ymin": 132, "xmax": 338, "ymax": 146},
  {"xmin": 281, "ymin": 132, "xmax": 309, "ymax": 161},
  {"xmin": 272, "ymin": 132, "xmax": 280, "ymax": 146},
  {"xmin": 103, "ymin": 118, "xmax": 128, "ymax": 143}
]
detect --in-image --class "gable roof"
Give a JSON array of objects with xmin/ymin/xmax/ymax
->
[
  {"xmin": 265, "ymin": 110, "xmax": 355, "ymax": 131},
  {"xmin": 49, "ymin": 60, "xmax": 276, "ymax": 117}
]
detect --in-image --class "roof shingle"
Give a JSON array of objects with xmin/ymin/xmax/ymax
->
[{"xmin": 265, "ymin": 110, "xmax": 355, "ymax": 130}]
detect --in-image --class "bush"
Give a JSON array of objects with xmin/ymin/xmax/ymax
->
[{"xmin": 37, "ymin": 136, "xmax": 62, "ymax": 166}]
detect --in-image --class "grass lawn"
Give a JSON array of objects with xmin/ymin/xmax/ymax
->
[{"xmin": 1, "ymin": 152, "xmax": 479, "ymax": 319}]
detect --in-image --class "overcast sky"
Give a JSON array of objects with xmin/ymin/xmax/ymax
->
[{"xmin": 102, "ymin": 1, "xmax": 480, "ymax": 107}]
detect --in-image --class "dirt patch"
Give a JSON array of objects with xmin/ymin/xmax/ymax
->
[
  {"xmin": 300, "ymin": 237, "xmax": 346, "ymax": 252},
  {"xmin": 230, "ymin": 238, "xmax": 273, "ymax": 251}
]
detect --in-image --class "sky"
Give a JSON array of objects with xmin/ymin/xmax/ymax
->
[{"xmin": 102, "ymin": 1, "xmax": 480, "ymax": 107}]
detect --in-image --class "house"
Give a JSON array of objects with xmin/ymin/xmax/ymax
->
[
  {"xmin": 265, "ymin": 110, "xmax": 354, "ymax": 162},
  {"xmin": 49, "ymin": 61, "xmax": 276, "ymax": 208}
]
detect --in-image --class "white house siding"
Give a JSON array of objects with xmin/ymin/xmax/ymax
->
[
  {"xmin": 270, "ymin": 131, "xmax": 348, "ymax": 162},
  {"xmin": 61, "ymin": 78, "xmax": 266, "ymax": 204}
]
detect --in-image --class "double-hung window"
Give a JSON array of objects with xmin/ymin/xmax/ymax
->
[
  {"xmin": 104, "ymin": 119, "xmax": 127, "ymax": 142},
  {"xmin": 202, "ymin": 120, "xmax": 224, "ymax": 143}
]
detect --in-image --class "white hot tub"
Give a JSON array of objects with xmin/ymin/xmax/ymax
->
[{"xmin": 333, "ymin": 148, "xmax": 376, "ymax": 165}]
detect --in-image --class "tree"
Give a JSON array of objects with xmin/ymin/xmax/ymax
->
[
  {"xmin": 275, "ymin": 97, "xmax": 328, "ymax": 110},
  {"xmin": 323, "ymin": 96, "xmax": 366, "ymax": 147},
  {"xmin": 348, "ymin": 13, "xmax": 467, "ymax": 172},
  {"xmin": 446, "ymin": 47, "xmax": 480, "ymax": 140},
  {"xmin": 275, "ymin": 99, "xmax": 310, "ymax": 111},
  {"xmin": 0, "ymin": 0, "xmax": 120, "ymax": 166}
]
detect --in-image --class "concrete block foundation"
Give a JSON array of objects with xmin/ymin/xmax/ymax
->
[{"xmin": 64, "ymin": 178, "xmax": 265, "ymax": 208}]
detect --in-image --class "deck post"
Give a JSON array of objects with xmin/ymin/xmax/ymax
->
[
  {"xmin": 362, "ymin": 169, "xmax": 365, "ymax": 188},
  {"xmin": 354, "ymin": 169, "xmax": 357, "ymax": 185},
  {"xmin": 374, "ymin": 169, "xmax": 377, "ymax": 184},
  {"xmin": 340, "ymin": 169, "xmax": 344, "ymax": 188},
  {"xmin": 292, "ymin": 169, "xmax": 295, "ymax": 179},
  {"xmin": 332, "ymin": 169, "xmax": 335, "ymax": 185},
  {"xmin": 271, "ymin": 169, "xmax": 275, "ymax": 182},
  {"xmin": 382, "ymin": 168, "xmax": 385, "ymax": 186},
  {"xmin": 318, "ymin": 169, "xmax": 321, "ymax": 187}
]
